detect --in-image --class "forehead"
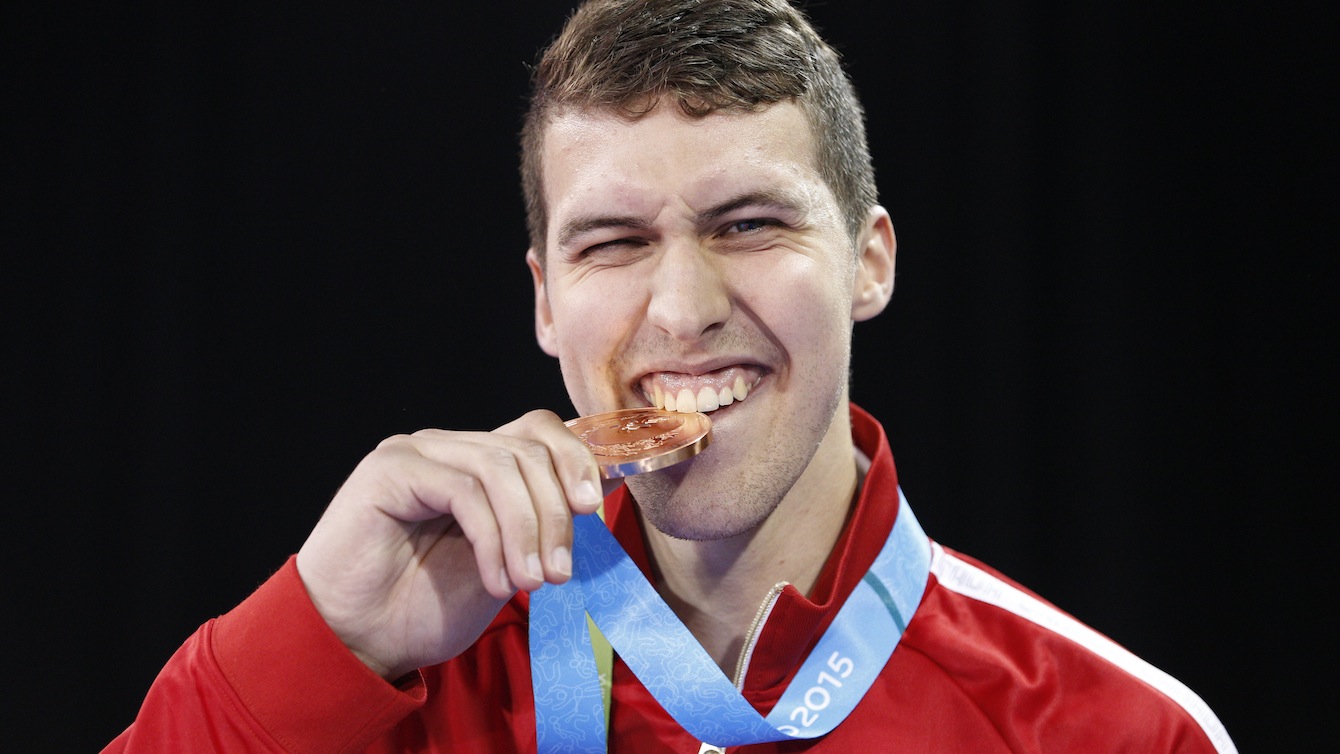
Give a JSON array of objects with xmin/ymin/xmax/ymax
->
[{"xmin": 539, "ymin": 102, "xmax": 827, "ymax": 228}]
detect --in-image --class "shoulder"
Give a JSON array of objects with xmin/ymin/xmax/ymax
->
[{"xmin": 897, "ymin": 543, "xmax": 1236, "ymax": 753}]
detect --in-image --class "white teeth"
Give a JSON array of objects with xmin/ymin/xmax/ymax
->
[
  {"xmin": 646, "ymin": 373, "xmax": 756, "ymax": 413},
  {"xmin": 696, "ymin": 386, "xmax": 719, "ymax": 412},
  {"xmin": 676, "ymin": 388, "xmax": 696, "ymax": 413}
]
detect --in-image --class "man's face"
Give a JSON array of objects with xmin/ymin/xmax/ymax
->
[{"xmin": 529, "ymin": 101, "xmax": 888, "ymax": 540}]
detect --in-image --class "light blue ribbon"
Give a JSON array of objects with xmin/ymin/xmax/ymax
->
[{"xmin": 530, "ymin": 488, "xmax": 930, "ymax": 752}]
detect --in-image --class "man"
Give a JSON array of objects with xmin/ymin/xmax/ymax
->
[{"xmin": 104, "ymin": 1, "xmax": 1236, "ymax": 751}]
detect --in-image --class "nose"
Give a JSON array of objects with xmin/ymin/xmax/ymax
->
[{"xmin": 645, "ymin": 242, "xmax": 731, "ymax": 342}]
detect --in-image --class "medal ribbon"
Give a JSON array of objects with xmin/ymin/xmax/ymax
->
[{"xmin": 529, "ymin": 488, "xmax": 929, "ymax": 752}]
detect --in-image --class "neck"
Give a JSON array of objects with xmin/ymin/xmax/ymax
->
[{"xmin": 641, "ymin": 407, "xmax": 860, "ymax": 677}]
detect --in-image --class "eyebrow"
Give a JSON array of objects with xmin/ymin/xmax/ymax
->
[
  {"xmin": 556, "ymin": 189, "xmax": 809, "ymax": 250},
  {"xmin": 556, "ymin": 215, "xmax": 653, "ymax": 250},
  {"xmin": 693, "ymin": 189, "xmax": 809, "ymax": 227}
]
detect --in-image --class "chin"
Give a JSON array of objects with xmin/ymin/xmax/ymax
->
[
  {"xmin": 625, "ymin": 452, "xmax": 789, "ymax": 542},
  {"xmin": 636, "ymin": 496, "xmax": 771, "ymax": 542}
]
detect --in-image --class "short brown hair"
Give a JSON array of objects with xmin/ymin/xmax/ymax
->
[{"xmin": 520, "ymin": 0, "xmax": 878, "ymax": 261}]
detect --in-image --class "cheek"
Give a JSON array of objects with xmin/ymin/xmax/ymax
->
[
  {"xmin": 741, "ymin": 254, "xmax": 853, "ymax": 340},
  {"xmin": 549, "ymin": 283, "xmax": 635, "ymax": 357},
  {"xmin": 549, "ymin": 285, "xmax": 640, "ymax": 412}
]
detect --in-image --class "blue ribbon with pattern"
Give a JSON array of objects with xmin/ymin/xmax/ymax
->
[{"xmin": 529, "ymin": 488, "xmax": 929, "ymax": 752}]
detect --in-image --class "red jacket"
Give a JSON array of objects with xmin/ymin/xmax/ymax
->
[{"xmin": 104, "ymin": 406, "xmax": 1236, "ymax": 753}]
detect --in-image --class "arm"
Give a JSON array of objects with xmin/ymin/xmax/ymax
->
[
  {"xmin": 104, "ymin": 410, "xmax": 606, "ymax": 752},
  {"xmin": 102, "ymin": 557, "xmax": 424, "ymax": 754}
]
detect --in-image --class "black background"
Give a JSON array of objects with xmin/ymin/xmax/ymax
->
[{"xmin": 8, "ymin": 2, "xmax": 1330, "ymax": 751}]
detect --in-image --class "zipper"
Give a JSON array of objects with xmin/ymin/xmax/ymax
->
[
  {"xmin": 732, "ymin": 581, "xmax": 789, "ymax": 687},
  {"xmin": 696, "ymin": 581, "xmax": 790, "ymax": 754}
]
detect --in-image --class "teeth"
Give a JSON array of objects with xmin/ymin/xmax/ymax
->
[
  {"xmin": 646, "ymin": 373, "xmax": 756, "ymax": 413},
  {"xmin": 676, "ymin": 388, "xmax": 695, "ymax": 413},
  {"xmin": 696, "ymin": 386, "xmax": 719, "ymax": 412}
]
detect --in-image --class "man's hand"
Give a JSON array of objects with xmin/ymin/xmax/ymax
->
[{"xmin": 294, "ymin": 409, "xmax": 607, "ymax": 681}]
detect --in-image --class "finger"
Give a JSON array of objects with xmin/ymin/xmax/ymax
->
[
  {"xmin": 370, "ymin": 439, "xmax": 516, "ymax": 599},
  {"xmin": 406, "ymin": 430, "xmax": 550, "ymax": 592},
  {"xmin": 486, "ymin": 432, "xmax": 578, "ymax": 583},
  {"xmin": 502, "ymin": 410, "xmax": 604, "ymax": 515},
  {"xmin": 406, "ymin": 413, "xmax": 603, "ymax": 589},
  {"xmin": 409, "ymin": 464, "xmax": 517, "ymax": 600},
  {"xmin": 501, "ymin": 411, "xmax": 607, "ymax": 579},
  {"xmin": 414, "ymin": 413, "xmax": 601, "ymax": 585}
]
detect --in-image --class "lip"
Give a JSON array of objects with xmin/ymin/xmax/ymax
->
[{"xmin": 634, "ymin": 355, "xmax": 767, "ymax": 378}]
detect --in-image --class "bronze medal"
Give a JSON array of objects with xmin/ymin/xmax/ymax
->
[{"xmin": 565, "ymin": 408, "xmax": 712, "ymax": 479}]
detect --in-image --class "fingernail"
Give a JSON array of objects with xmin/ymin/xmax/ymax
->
[
  {"xmin": 551, "ymin": 546, "xmax": 571, "ymax": 578},
  {"xmin": 526, "ymin": 553, "xmax": 544, "ymax": 582},
  {"xmin": 575, "ymin": 479, "xmax": 602, "ymax": 508}
]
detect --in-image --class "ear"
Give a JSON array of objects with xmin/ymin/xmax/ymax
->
[
  {"xmin": 851, "ymin": 206, "xmax": 896, "ymax": 322},
  {"xmin": 526, "ymin": 248, "xmax": 559, "ymax": 357}
]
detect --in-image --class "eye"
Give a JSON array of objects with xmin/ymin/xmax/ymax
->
[
  {"xmin": 726, "ymin": 218, "xmax": 773, "ymax": 234},
  {"xmin": 583, "ymin": 237, "xmax": 642, "ymax": 255},
  {"xmin": 571, "ymin": 236, "xmax": 651, "ymax": 267}
]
